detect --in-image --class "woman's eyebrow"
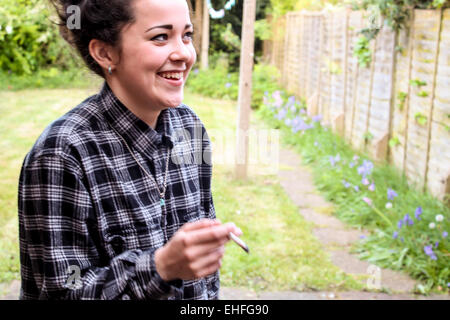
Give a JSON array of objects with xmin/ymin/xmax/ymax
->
[{"xmin": 146, "ymin": 24, "xmax": 193, "ymax": 33}]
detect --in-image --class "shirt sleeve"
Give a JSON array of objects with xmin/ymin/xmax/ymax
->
[
  {"xmin": 199, "ymin": 126, "xmax": 221, "ymax": 300},
  {"xmin": 18, "ymin": 154, "xmax": 183, "ymax": 300}
]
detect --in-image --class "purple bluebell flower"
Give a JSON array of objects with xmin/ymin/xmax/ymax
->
[
  {"xmin": 443, "ymin": 231, "xmax": 448, "ymax": 238},
  {"xmin": 414, "ymin": 207, "xmax": 422, "ymax": 220},
  {"xmin": 353, "ymin": 155, "xmax": 360, "ymax": 162},
  {"xmin": 403, "ymin": 214, "xmax": 413, "ymax": 225},
  {"xmin": 369, "ymin": 183, "xmax": 376, "ymax": 192},
  {"xmin": 360, "ymin": 235, "xmax": 367, "ymax": 239},
  {"xmin": 349, "ymin": 162, "xmax": 355, "ymax": 168},
  {"xmin": 393, "ymin": 231, "xmax": 399, "ymax": 239},
  {"xmin": 285, "ymin": 118, "xmax": 292, "ymax": 126},
  {"xmin": 314, "ymin": 141, "xmax": 319, "ymax": 147},
  {"xmin": 330, "ymin": 156, "xmax": 336, "ymax": 167},
  {"xmin": 400, "ymin": 237, "xmax": 404, "ymax": 243},
  {"xmin": 424, "ymin": 245, "xmax": 437, "ymax": 260},
  {"xmin": 357, "ymin": 160, "xmax": 374, "ymax": 178},
  {"xmin": 387, "ymin": 188, "xmax": 398, "ymax": 201},
  {"xmin": 354, "ymin": 185, "xmax": 360, "ymax": 192},
  {"xmin": 363, "ymin": 197, "xmax": 373, "ymax": 206},
  {"xmin": 312, "ymin": 115, "xmax": 323, "ymax": 123},
  {"xmin": 291, "ymin": 117, "xmax": 313, "ymax": 132},
  {"xmin": 225, "ymin": 82, "xmax": 232, "ymax": 88},
  {"xmin": 264, "ymin": 91, "xmax": 269, "ymax": 97},
  {"xmin": 329, "ymin": 154, "xmax": 341, "ymax": 167},
  {"xmin": 276, "ymin": 109, "xmax": 287, "ymax": 120},
  {"xmin": 362, "ymin": 178, "xmax": 370, "ymax": 186},
  {"xmin": 397, "ymin": 220, "xmax": 403, "ymax": 229},
  {"xmin": 300, "ymin": 109, "xmax": 306, "ymax": 114},
  {"xmin": 435, "ymin": 241, "xmax": 439, "ymax": 248}
]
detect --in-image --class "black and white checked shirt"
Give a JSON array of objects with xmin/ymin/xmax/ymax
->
[{"xmin": 18, "ymin": 82, "xmax": 219, "ymax": 300}]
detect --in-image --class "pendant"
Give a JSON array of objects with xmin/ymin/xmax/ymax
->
[{"xmin": 160, "ymin": 198, "xmax": 165, "ymax": 207}]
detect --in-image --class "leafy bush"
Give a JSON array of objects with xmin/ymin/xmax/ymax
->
[
  {"xmin": 0, "ymin": 67, "xmax": 100, "ymax": 91},
  {"xmin": 187, "ymin": 62, "xmax": 282, "ymax": 109},
  {"xmin": 257, "ymin": 89, "xmax": 450, "ymax": 293},
  {"xmin": 0, "ymin": 0, "xmax": 80, "ymax": 75}
]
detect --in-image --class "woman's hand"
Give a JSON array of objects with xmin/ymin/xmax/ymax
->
[{"xmin": 154, "ymin": 219, "xmax": 242, "ymax": 281}]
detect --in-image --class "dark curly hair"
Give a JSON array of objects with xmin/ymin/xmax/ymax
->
[{"xmin": 49, "ymin": 0, "xmax": 136, "ymax": 78}]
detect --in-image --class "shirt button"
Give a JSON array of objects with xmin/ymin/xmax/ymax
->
[{"xmin": 122, "ymin": 294, "xmax": 130, "ymax": 300}]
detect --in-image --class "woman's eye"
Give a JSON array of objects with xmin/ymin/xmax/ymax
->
[
  {"xmin": 152, "ymin": 34, "xmax": 168, "ymax": 41},
  {"xmin": 184, "ymin": 32, "xmax": 194, "ymax": 41}
]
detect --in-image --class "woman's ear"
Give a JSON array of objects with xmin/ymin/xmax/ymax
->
[{"xmin": 88, "ymin": 39, "xmax": 120, "ymax": 74}]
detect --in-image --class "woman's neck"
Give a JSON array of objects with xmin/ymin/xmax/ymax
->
[{"xmin": 107, "ymin": 79, "xmax": 161, "ymax": 130}]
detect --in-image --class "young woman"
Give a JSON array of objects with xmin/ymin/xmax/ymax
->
[{"xmin": 18, "ymin": 0, "xmax": 241, "ymax": 300}]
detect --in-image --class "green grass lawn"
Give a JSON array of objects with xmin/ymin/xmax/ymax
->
[{"xmin": 0, "ymin": 86, "xmax": 362, "ymax": 293}]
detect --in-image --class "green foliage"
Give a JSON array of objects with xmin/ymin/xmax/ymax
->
[
  {"xmin": 0, "ymin": 0, "xmax": 79, "ymax": 75},
  {"xmin": 363, "ymin": 131, "xmax": 374, "ymax": 143},
  {"xmin": 410, "ymin": 79, "xmax": 427, "ymax": 87},
  {"xmin": 389, "ymin": 136, "xmax": 400, "ymax": 148},
  {"xmin": 350, "ymin": 0, "xmax": 450, "ymax": 41},
  {"xmin": 269, "ymin": 0, "xmax": 341, "ymax": 16},
  {"xmin": 0, "ymin": 67, "xmax": 100, "ymax": 91},
  {"xmin": 397, "ymin": 91, "xmax": 407, "ymax": 111},
  {"xmin": 254, "ymin": 19, "xmax": 273, "ymax": 41},
  {"xmin": 204, "ymin": 0, "xmax": 272, "ymax": 70},
  {"xmin": 354, "ymin": 35, "xmax": 372, "ymax": 68},
  {"xmin": 187, "ymin": 62, "xmax": 282, "ymax": 109},
  {"xmin": 414, "ymin": 112, "xmax": 428, "ymax": 126},
  {"xmin": 258, "ymin": 89, "xmax": 450, "ymax": 293},
  {"xmin": 417, "ymin": 90, "xmax": 429, "ymax": 98}
]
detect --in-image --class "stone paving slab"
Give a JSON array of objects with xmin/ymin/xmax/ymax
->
[{"xmin": 219, "ymin": 287, "xmax": 448, "ymax": 300}]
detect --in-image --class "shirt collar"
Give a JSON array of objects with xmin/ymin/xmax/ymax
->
[{"xmin": 98, "ymin": 81, "xmax": 175, "ymax": 156}]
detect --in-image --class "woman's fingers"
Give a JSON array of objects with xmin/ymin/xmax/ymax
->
[
  {"xmin": 181, "ymin": 218, "xmax": 221, "ymax": 232},
  {"xmin": 189, "ymin": 246, "xmax": 225, "ymax": 276},
  {"xmin": 184, "ymin": 224, "xmax": 233, "ymax": 246}
]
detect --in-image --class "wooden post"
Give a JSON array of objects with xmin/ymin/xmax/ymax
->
[
  {"xmin": 235, "ymin": 0, "xmax": 256, "ymax": 179},
  {"xmin": 194, "ymin": 0, "xmax": 203, "ymax": 57},
  {"xmin": 201, "ymin": 0, "xmax": 210, "ymax": 70}
]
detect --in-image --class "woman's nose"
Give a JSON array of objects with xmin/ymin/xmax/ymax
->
[{"xmin": 170, "ymin": 39, "xmax": 192, "ymax": 62}]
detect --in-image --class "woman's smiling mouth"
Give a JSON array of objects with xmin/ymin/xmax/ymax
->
[{"xmin": 157, "ymin": 70, "xmax": 185, "ymax": 87}]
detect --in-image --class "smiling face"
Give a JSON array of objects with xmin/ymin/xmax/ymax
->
[{"xmin": 112, "ymin": 0, "xmax": 196, "ymax": 112}]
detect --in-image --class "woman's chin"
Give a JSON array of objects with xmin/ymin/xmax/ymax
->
[{"xmin": 162, "ymin": 96, "xmax": 183, "ymax": 108}]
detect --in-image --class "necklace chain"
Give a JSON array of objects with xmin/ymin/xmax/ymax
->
[{"xmin": 111, "ymin": 127, "xmax": 171, "ymax": 205}]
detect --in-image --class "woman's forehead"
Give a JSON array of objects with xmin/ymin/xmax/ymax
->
[{"xmin": 133, "ymin": 0, "xmax": 190, "ymax": 22}]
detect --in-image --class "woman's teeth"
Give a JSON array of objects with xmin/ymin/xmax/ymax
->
[{"xmin": 159, "ymin": 72, "xmax": 183, "ymax": 80}]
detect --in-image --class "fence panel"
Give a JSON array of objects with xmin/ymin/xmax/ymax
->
[
  {"xmin": 318, "ymin": 11, "xmax": 333, "ymax": 125},
  {"xmin": 404, "ymin": 10, "xmax": 441, "ymax": 189},
  {"xmin": 345, "ymin": 11, "xmax": 364, "ymax": 141},
  {"xmin": 265, "ymin": 9, "xmax": 450, "ymax": 201},
  {"xmin": 367, "ymin": 26, "xmax": 397, "ymax": 160},
  {"xmin": 427, "ymin": 9, "xmax": 450, "ymax": 200},
  {"xmin": 391, "ymin": 22, "xmax": 414, "ymax": 173}
]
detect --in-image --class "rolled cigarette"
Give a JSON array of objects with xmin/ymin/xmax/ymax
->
[{"xmin": 229, "ymin": 232, "xmax": 249, "ymax": 254}]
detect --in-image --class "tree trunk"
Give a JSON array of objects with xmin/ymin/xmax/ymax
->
[
  {"xmin": 235, "ymin": 0, "xmax": 256, "ymax": 179},
  {"xmin": 194, "ymin": 0, "xmax": 203, "ymax": 57},
  {"xmin": 201, "ymin": 0, "xmax": 209, "ymax": 70}
]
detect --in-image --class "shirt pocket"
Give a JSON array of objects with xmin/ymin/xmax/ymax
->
[{"xmin": 104, "ymin": 222, "xmax": 164, "ymax": 258}]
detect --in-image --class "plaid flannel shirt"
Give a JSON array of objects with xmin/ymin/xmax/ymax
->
[{"xmin": 18, "ymin": 82, "xmax": 219, "ymax": 300}]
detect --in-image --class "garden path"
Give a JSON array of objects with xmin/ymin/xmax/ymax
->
[{"xmin": 220, "ymin": 147, "xmax": 449, "ymax": 300}]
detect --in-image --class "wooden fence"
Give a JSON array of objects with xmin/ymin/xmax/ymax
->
[{"xmin": 264, "ymin": 9, "xmax": 450, "ymax": 202}]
